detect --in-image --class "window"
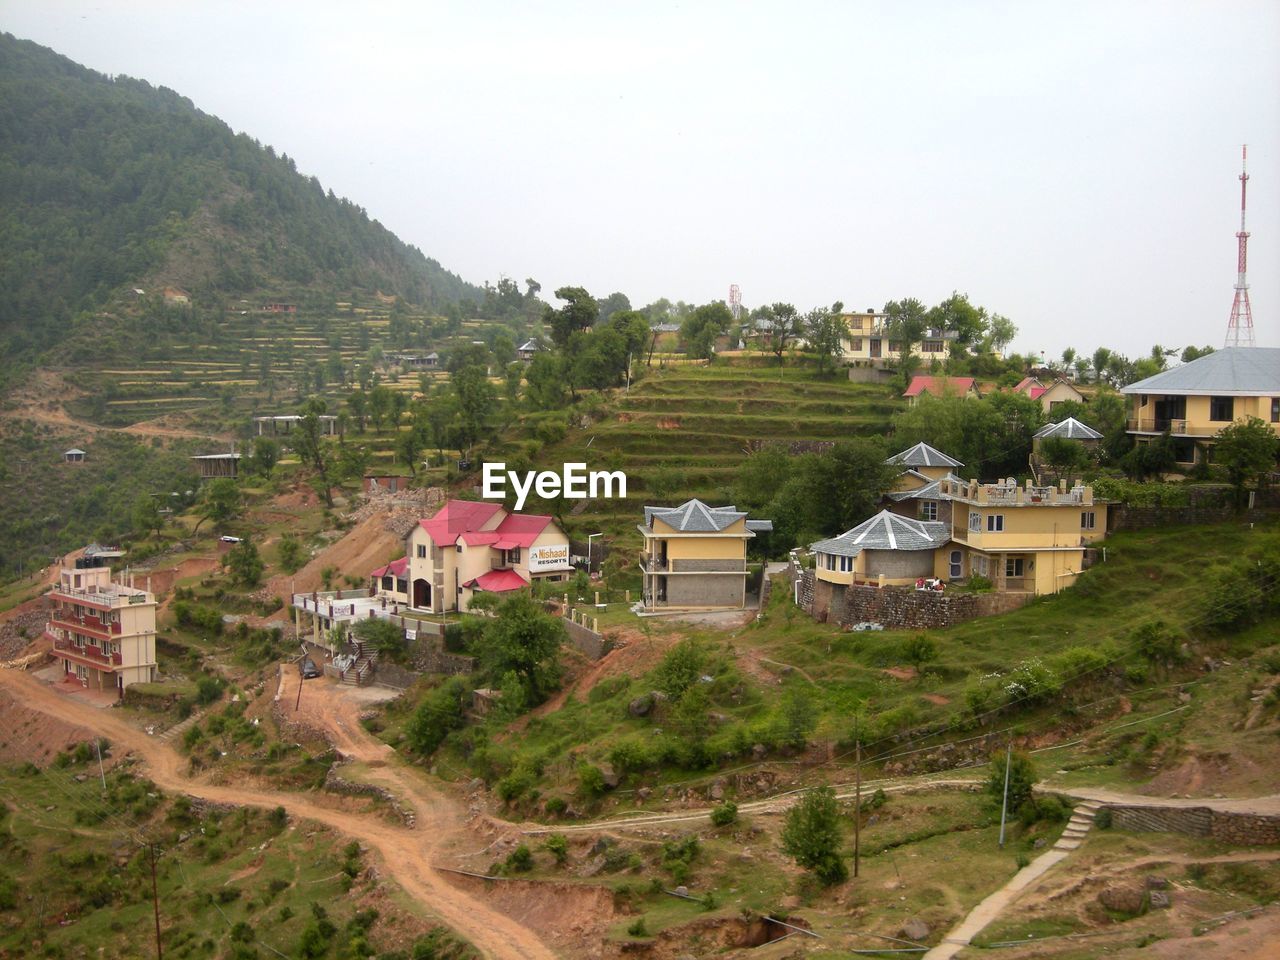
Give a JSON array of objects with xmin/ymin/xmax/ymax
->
[
  {"xmin": 1272, "ymin": 398, "xmax": 1279, "ymax": 423},
  {"xmin": 986, "ymin": 514, "xmax": 1005, "ymax": 532},
  {"xmin": 922, "ymin": 339, "xmax": 944, "ymax": 353},
  {"xmin": 416, "ymin": 544, "xmax": 427, "ymax": 558},
  {"xmin": 888, "ymin": 340, "xmax": 902, "ymax": 352},
  {"xmin": 1140, "ymin": 394, "xmax": 1148, "ymax": 407},
  {"xmin": 1210, "ymin": 396, "xmax": 1234, "ymax": 421},
  {"xmin": 839, "ymin": 555, "xmax": 853, "ymax": 573},
  {"xmin": 507, "ymin": 547, "xmax": 521, "ymax": 564},
  {"xmin": 1005, "ymin": 558, "xmax": 1025, "ymax": 578},
  {"xmin": 969, "ymin": 511, "xmax": 981, "ymax": 533},
  {"xmin": 920, "ymin": 501, "xmax": 938, "ymax": 521},
  {"xmin": 382, "ymin": 575, "xmax": 394, "ymax": 590},
  {"xmin": 849, "ymin": 337, "xmax": 863, "ymax": 351},
  {"xmin": 1081, "ymin": 511, "xmax": 1096, "ymax": 530}
]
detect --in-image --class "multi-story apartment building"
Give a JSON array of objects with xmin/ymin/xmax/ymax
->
[
  {"xmin": 45, "ymin": 546, "xmax": 157, "ymax": 696},
  {"xmin": 841, "ymin": 312, "xmax": 957, "ymax": 367},
  {"xmin": 638, "ymin": 499, "xmax": 772, "ymax": 610},
  {"xmin": 403, "ymin": 499, "xmax": 573, "ymax": 613},
  {"xmin": 1121, "ymin": 347, "xmax": 1280, "ymax": 466}
]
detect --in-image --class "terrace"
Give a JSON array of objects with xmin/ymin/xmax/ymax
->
[{"xmin": 939, "ymin": 477, "xmax": 1093, "ymax": 507}]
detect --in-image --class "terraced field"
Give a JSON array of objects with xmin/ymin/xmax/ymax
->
[{"xmin": 528, "ymin": 361, "xmax": 904, "ymax": 541}]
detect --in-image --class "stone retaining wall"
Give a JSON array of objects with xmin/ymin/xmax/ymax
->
[
  {"xmin": 1111, "ymin": 505, "xmax": 1273, "ymax": 532},
  {"xmin": 805, "ymin": 573, "xmax": 1029, "ymax": 630},
  {"xmin": 324, "ymin": 765, "xmax": 416, "ymax": 828},
  {"xmin": 1103, "ymin": 803, "xmax": 1280, "ymax": 845}
]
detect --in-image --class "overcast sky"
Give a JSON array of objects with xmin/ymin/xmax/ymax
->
[{"xmin": 5, "ymin": 1, "xmax": 1278, "ymax": 359}]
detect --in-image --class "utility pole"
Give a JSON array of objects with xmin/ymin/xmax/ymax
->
[
  {"xmin": 853, "ymin": 720, "xmax": 862, "ymax": 879},
  {"xmin": 294, "ymin": 665, "xmax": 303, "ymax": 712},
  {"xmin": 95, "ymin": 738, "xmax": 106, "ymax": 790},
  {"xmin": 998, "ymin": 740, "xmax": 1013, "ymax": 849},
  {"xmin": 148, "ymin": 842, "xmax": 163, "ymax": 958}
]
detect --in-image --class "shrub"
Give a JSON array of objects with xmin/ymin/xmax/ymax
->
[
  {"xmin": 543, "ymin": 833, "xmax": 569, "ymax": 865},
  {"xmin": 544, "ymin": 796, "xmax": 567, "ymax": 816},
  {"xmin": 652, "ymin": 638, "xmax": 706, "ymax": 701},
  {"xmin": 496, "ymin": 766, "xmax": 536, "ymax": 804},
  {"xmin": 986, "ymin": 750, "xmax": 1036, "ymax": 814},
  {"xmin": 608, "ymin": 736, "xmax": 652, "ymax": 774},
  {"xmin": 195, "ymin": 675, "xmax": 224, "ymax": 706},
  {"xmin": 709, "ymin": 800, "xmax": 738, "ymax": 827},
  {"xmin": 505, "ymin": 844, "xmax": 534, "ymax": 873},
  {"xmin": 578, "ymin": 763, "xmax": 606, "ymax": 797},
  {"xmin": 626, "ymin": 917, "xmax": 648, "ymax": 937},
  {"xmin": 781, "ymin": 786, "xmax": 847, "ymax": 886}
]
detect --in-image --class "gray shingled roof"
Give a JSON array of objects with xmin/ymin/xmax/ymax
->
[
  {"xmin": 884, "ymin": 442, "xmax": 964, "ymax": 469},
  {"xmin": 645, "ymin": 499, "xmax": 752, "ymax": 533},
  {"xmin": 1121, "ymin": 347, "xmax": 1280, "ymax": 396},
  {"xmin": 1033, "ymin": 417, "xmax": 1103, "ymax": 441},
  {"xmin": 810, "ymin": 510, "xmax": 950, "ymax": 557},
  {"xmin": 886, "ymin": 472, "xmax": 965, "ymax": 502}
]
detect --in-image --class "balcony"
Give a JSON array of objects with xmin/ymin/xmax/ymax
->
[
  {"xmin": 639, "ymin": 552, "xmax": 668, "ymax": 573},
  {"xmin": 1127, "ymin": 417, "xmax": 1195, "ymax": 435},
  {"xmin": 51, "ymin": 636, "xmax": 122, "ymax": 668},
  {"xmin": 50, "ymin": 614, "xmax": 112, "ymax": 641}
]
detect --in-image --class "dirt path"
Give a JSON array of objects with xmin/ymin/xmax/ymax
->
[{"xmin": 0, "ymin": 668, "xmax": 557, "ymax": 960}]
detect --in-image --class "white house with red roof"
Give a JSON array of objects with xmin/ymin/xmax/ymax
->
[
  {"xmin": 401, "ymin": 499, "xmax": 573, "ymax": 613},
  {"xmin": 903, "ymin": 376, "xmax": 978, "ymax": 404}
]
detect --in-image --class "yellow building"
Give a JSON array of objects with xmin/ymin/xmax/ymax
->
[
  {"xmin": 811, "ymin": 477, "xmax": 1108, "ymax": 596},
  {"xmin": 45, "ymin": 546, "xmax": 157, "ymax": 696},
  {"xmin": 404, "ymin": 499, "xmax": 573, "ymax": 613},
  {"xmin": 638, "ymin": 499, "xmax": 773, "ymax": 610},
  {"xmin": 1121, "ymin": 347, "xmax": 1280, "ymax": 466},
  {"xmin": 841, "ymin": 312, "xmax": 957, "ymax": 367}
]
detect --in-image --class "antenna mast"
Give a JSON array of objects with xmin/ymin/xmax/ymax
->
[
  {"xmin": 1225, "ymin": 145, "xmax": 1255, "ymax": 348},
  {"xmin": 728, "ymin": 284, "xmax": 742, "ymax": 321}
]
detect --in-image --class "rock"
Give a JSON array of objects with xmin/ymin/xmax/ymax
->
[
  {"xmin": 1098, "ymin": 884, "xmax": 1147, "ymax": 915},
  {"xmin": 580, "ymin": 855, "xmax": 607, "ymax": 878},
  {"xmin": 73, "ymin": 774, "xmax": 87, "ymax": 783},
  {"xmin": 899, "ymin": 918, "xmax": 931, "ymax": 941},
  {"xmin": 709, "ymin": 780, "xmax": 725, "ymax": 801},
  {"xmin": 1148, "ymin": 891, "xmax": 1171, "ymax": 910},
  {"xmin": 1145, "ymin": 875, "xmax": 1169, "ymax": 890},
  {"xmin": 599, "ymin": 763, "xmax": 619, "ymax": 789},
  {"xmin": 636, "ymin": 787, "xmax": 652, "ymax": 801},
  {"xmin": 1033, "ymin": 838, "xmax": 1046, "ymax": 849},
  {"xmin": 752, "ymin": 743, "xmax": 767, "ymax": 761},
  {"xmin": 467, "ymin": 778, "xmax": 485, "ymax": 793},
  {"xmin": 674, "ymin": 885, "xmax": 689, "ymax": 898},
  {"xmin": 628, "ymin": 695, "xmax": 654, "ymax": 718},
  {"xmin": 1177, "ymin": 691, "xmax": 1192, "ymax": 704}
]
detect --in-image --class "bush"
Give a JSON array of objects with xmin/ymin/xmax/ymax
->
[
  {"xmin": 709, "ymin": 800, "xmax": 738, "ymax": 827},
  {"xmin": 577, "ymin": 763, "xmax": 606, "ymax": 797},
  {"xmin": 652, "ymin": 638, "xmax": 706, "ymax": 701},
  {"xmin": 505, "ymin": 844, "xmax": 534, "ymax": 873},
  {"xmin": 195, "ymin": 675, "xmax": 224, "ymax": 706},
  {"xmin": 626, "ymin": 917, "xmax": 648, "ymax": 938},
  {"xmin": 781, "ymin": 786, "xmax": 847, "ymax": 885},
  {"xmin": 544, "ymin": 796, "xmax": 567, "ymax": 816},
  {"xmin": 543, "ymin": 833, "xmax": 569, "ymax": 865},
  {"xmin": 986, "ymin": 750, "xmax": 1036, "ymax": 814},
  {"xmin": 495, "ymin": 766, "xmax": 536, "ymax": 804}
]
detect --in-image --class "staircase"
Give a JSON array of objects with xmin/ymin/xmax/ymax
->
[
  {"xmin": 340, "ymin": 640, "xmax": 378, "ymax": 686},
  {"xmin": 1053, "ymin": 800, "xmax": 1102, "ymax": 852}
]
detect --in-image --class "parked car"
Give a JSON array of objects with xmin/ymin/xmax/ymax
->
[{"xmin": 299, "ymin": 658, "xmax": 320, "ymax": 679}]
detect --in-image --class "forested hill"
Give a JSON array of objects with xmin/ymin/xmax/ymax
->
[{"xmin": 0, "ymin": 33, "xmax": 482, "ymax": 371}]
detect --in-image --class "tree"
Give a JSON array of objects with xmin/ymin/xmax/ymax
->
[
  {"xmin": 883, "ymin": 298, "xmax": 929, "ymax": 382},
  {"xmin": 1037, "ymin": 436, "xmax": 1089, "ymax": 480},
  {"xmin": 1061, "ymin": 347, "xmax": 1076, "ymax": 372},
  {"xmin": 653, "ymin": 638, "xmax": 706, "ymax": 701},
  {"xmin": 524, "ymin": 352, "xmax": 569, "ymax": 409},
  {"xmin": 680, "ymin": 301, "xmax": 733, "ymax": 360},
  {"xmin": 596, "ymin": 291, "xmax": 632, "ymax": 323},
  {"xmin": 806, "ymin": 302, "xmax": 848, "ymax": 376},
  {"xmin": 223, "ymin": 539, "xmax": 263, "ymax": 587},
  {"xmin": 467, "ymin": 592, "xmax": 566, "ymax": 705},
  {"xmin": 131, "ymin": 494, "xmax": 163, "ymax": 538},
  {"xmin": 986, "ymin": 749, "xmax": 1036, "ymax": 814},
  {"xmin": 1091, "ymin": 347, "xmax": 1112, "ymax": 385},
  {"xmin": 759, "ymin": 302, "xmax": 803, "ymax": 362},
  {"xmin": 778, "ymin": 687, "xmax": 817, "ymax": 747},
  {"xmin": 451, "ymin": 362, "xmax": 496, "ymax": 451},
  {"xmin": 246, "ymin": 436, "xmax": 279, "ymax": 475},
  {"xmin": 277, "ymin": 535, "xmax": 305, "ymax": 574},
  {"xmin": 352, "ymin": 617, "xmax": 409, "ymax": 663},
  {"xmin": 405, "ymin": 677, "xmax": 469, "ymax": 754},
  {"xmin": 1214, "ymin": 417, "xmax": 1279, "ymax": 507},
  {"xmin": 1130, "ymin": 620, "xmax": 1179, "ymax": 677},
  {"xmin": 294, "ymin": 397, "xmax": 336, "ymax": 507},
  {"xmin": 545, "ymin": 286, "xmax": 598, "ymax": 348},
  {"xmin": 781, "ymin": 786, "xmax": 847, "ymax": 885},
  {"xmin": 987, "ymin": 314, "xmax": 1018, "ymax": 355},
  {"xmin": 902, "ymin": 634, "xmax": 936, "ymax": 680},
  {"xmin": 193, "ymin": 478, "xmax": 241, "ymax": 534},
  {"xmin": 929, "ymin": 292, "xmax": 988, "ymax": 346},
  {"xmin": 1181, "ymin": 345, "xmax": 1214, "ymax": 363}
]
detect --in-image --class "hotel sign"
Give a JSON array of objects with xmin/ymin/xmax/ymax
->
[{"xmin": 529, "ymin": 543, "xmax": 572, "ymax": 572}]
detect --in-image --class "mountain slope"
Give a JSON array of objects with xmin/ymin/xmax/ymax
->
[{"xmin": 0, "ymin": 32, "xmax": 481, "ymax": 375}]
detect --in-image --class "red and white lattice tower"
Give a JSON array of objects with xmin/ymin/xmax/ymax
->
[
  {"xmin": 728, "ymin": 284, "xmax": 742, "ymax": 321},
  {"xmin": 1225, "ymin": 145, "xmax": 1256, "ymax": 348}
]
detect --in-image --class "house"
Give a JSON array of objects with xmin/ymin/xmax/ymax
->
[
  {"xmin": 638, "ymin": 499, "xmax": 773, "ymax": 610},
  {"xmin": 842, "ymin": 313, "xmax": 957, "ymax": 367},
  {"xmin": 254, "ymin": 414, "xmax": 338, "ymax": 436},
  {"xmin": 811, "ymin": 511, "xmax": 951, "ymax": 588},
  {"xmin": 1037, "ymin": 379, "xmax": 1086, "ymax": 415},
  {"xmin": 262, "ymin": 303, "xmax": 297, "ymax": 314},
  {"xmin": 1032, "ymin": 417, "xmax": 1103, "ymax": 453},
  {"xmin": 45, "ymin": 546, "xmax": 157, "ymax": 696},
  {"xmin": 369, "ymin": 557, "xmax": 409, "ymax": 605},
  {"xmin": 1120, "ymin": 347, "xmax": 1280, "ymax": 466},
  {"xmin": 63, "ymin": 448, "xmax": 86, "ymax": 464},
  {"xmin": 903, "ymin": 376, "xmax": 978, "ymax": 405},
  {"xmin": 517, "ymin": 339, "xmax": 543, "ymax": 361},
  {"xmin": 814, "ymin": 476, "xmax": 1107, "ymax": 597},
  {"xmin": 405, "ymin": 499, "xmax": 573, "ymax": 613},
  {"xmin": 191, "ymin": 452, "xmax": 241, "ymax": 479},
  {"xmin": 162, "ymin": 287, "xmax": 190, "ymax": 306},
  {"xmin": 884, "ymin": 442, "xmax": 964, "ymax": 489}
]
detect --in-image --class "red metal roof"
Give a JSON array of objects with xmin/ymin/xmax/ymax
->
[
  {"xmin": 466, "ymin": 569, "xmax": 530, "ymax": 592},
  {"xmin": 417, "ymin": 500, "xmax": 503, "ymax": 546},
  {"xmin": 370, "ymin": 557, "xmax": 409, "ymax": 578},
  {"xmin": 491, "ymin": 512, "xmax": 553, "ymax": 548},
  {"xmin": 904, "ymin": 376, "xmax": 976, "ymax": 398}
]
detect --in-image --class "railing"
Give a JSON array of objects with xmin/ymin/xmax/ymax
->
[
  {"xmin": 51, "ymin": 637, "xmax": 121, "ymax": 667},
  {"xmin": 50, "ymin": 615, "xmax": 111, "ymax": 640},
  {"xmin": 52, "ymin": 585, "xmax": 149, "ymax": 607},
  {"xmin": 638, "ymin": 554, "xmax": 668, "ymax": 573},
  {"xmin": 1126, "ymin": 418, "xmax": 1192, "ymax": 435}
]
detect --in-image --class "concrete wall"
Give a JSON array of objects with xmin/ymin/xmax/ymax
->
[
  {"xmin": 666, "ymin": 573, "xmax": 745, "ymax": 608},
  {"xmin": 563, "ymin": 618, "xmax": 611, "ymax": 660},
  {"xmin": 675, "ymin": 558, "xmax": 747, "ymax": 572},
  {"xmin": 863, "ymin": 548, "xmax": 935, "ymax": 579}
]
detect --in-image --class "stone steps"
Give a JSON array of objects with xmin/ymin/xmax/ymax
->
[{"xmin": 1051, "ymin": 803, "xmax": 1099, "ymax": 853}]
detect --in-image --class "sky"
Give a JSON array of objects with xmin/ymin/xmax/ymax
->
[{"xmin": 4, "ymin": 0, "xmax": 1279, "ymax": 359}]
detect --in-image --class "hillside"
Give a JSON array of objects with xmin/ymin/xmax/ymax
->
[{"xmin": 0, "ymin": 32, "xmax": 482, "ymax": 385}]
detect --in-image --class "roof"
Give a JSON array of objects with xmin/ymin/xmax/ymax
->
[
  {"xmin": 417, "ymin": 500, "xmax": 504, "ymax": 546},
  {"xmin": 191, "ymin": 453, "xmax": 241, "ymax": 460},
  {"xmin": 903, "ymin": 376, "xmax": 976, "ymax": 399},
  {"xmin": 885, "ymin": 442, "xmax": 965, "ymax": 468},
  {"xmin": 651, "ymin": 322, "xmax": 681, "ymax": 333},
  {"xmin": 371, "ymin": 557, "xmax": 409, "ymax": 578},
  {"xmin": 811, "ymin": 510, "xmax": 951, "ymax": 557},
  {"xmin": 745, "ymin": 519, "xmax": 774, "ymax": 533},
  {"xmin": 645, "ymin": 499, "xmax": 753, "ymax": 533},
  {"xmin": 518, "ymin": 339, "xmax": 541, "ymax": 351},
  {"xmin": 1013, "ymin": 376, "xmax": 1044, "ymax": 393},
  {"xmin": 1034, "ymin": 417, "xmax": 1103, "ymax": 440},
  {"xmin": 886, "ymin": 472, "xmax": 965, "ymax": 501},
  {"xmin": 64, "ymin": 448, "xmax": 85, "ymax": 456},
  {"xmin": 1120, "ymin": 347, "xmax": 1280, "ymax": 397},
  {"xmin": 466, "ymin": 569, "xmax": 530, "ymax": 592},
  {"xmin": 490, "ymin": 512, "xmax": 554, "ymax": 548}
]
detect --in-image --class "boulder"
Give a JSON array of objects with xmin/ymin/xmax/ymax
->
[
  {"xmin": 1144, "ymin": 875, "xmax": 1169, "ymax": 890},
  {"xmin": 709, "ymin": 780, "xmax": 726, "ymax": 801},
  {"xmin": 628, "ymin": 694, "xmax": 654, "ymax": 718},
  {"xmin": 674, "ymin": 885, "xmax": 689, "ymax": 898},
  {"xmin": 899, "ymin": 918, "xmax": 931, "ymax": 942},
  {"xmin": 1098, "ymin": 884, "xmax": 1147, "ymax": 915},
  {"xmin": 751, "ymin": 743, "xmax": 767, "ymax": 761},
  {"xmin": 1148, "ymin": 891, "xmax": 1171, "ymax": 910},
  {"xmin": 599, "ymin": 763, "xmax": 619, "ymax": 789},
  {"xmin": 580, "ymin": 855, "xmax": 607, "ymax": 878}
]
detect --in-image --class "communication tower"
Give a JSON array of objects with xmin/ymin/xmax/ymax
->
[
  {"xmin": 1225, "ymin": 145, "xmax": 1256, "ymax": 348},
  {"xmin": 728, "ymin": 284, "xmax": 743, "ymax": 321}
]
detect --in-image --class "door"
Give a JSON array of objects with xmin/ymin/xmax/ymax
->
[
  {"xmin": 949, "ymin": 550, "xmax": 962, "ymax": 578},
  {"xmin": 413, "ymin": 579, "xmax": 431, "ymax": 609}
]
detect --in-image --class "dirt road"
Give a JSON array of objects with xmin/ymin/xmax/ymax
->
[{"xmin": 0, "ymin": 668, "xmax": 557, "ymax": 960}]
